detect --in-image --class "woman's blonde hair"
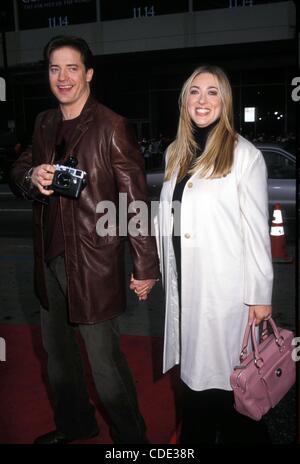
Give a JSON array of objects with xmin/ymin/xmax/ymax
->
[{"xmin": 165, "ymin": 65, "xmax": 237, "ymax": 181}]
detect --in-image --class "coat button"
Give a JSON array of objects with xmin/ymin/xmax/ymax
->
[
  {"xmin": 184, "ymin": 233, "xmax": 190, "ymax": 239},
  {"xmin": 187, "ymin": 182, "xmax": 193, "ymax": 188}
]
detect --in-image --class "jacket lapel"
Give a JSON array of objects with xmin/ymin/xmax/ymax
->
[
  {"xmin": 40, "ymin": 109, "xmax": 62, "ymax": 164},
  {"xmin": 40, "ymin": 96, "xmax": 97, "ymax": 164}
]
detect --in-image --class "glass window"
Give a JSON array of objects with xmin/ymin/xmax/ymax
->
[
  {"xmin": 239, "ymin": 84, "xmax": 285, "ymax": 140},
  {"xmin": 0, "ymin": 0, "xmax": 15, "ymax": 32},
  {"xmin": 261, "ymin": 150, "xmax": 295, "ymax": 179},
  {"xmin": 100, "ymin": 0, "xmax": 188, "ymax": 21},
  {"xmin": 17, "ymin": 0, "xmax": 97, "ymax": 31},
  {"xmin": 193, "ymin": 0, "xmax": 288, "ymax": 11}
]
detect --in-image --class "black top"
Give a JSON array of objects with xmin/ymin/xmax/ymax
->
[
  {"xmin": 172, "ymin": 121, "xmax": 216, "ymax": 206},
  {"xmin": 44, "ymin": 116, "xmax": 81, "ymax": 263},
  {"xmin": 172, "ymin": 120, "xmax": 219, "ymax": 286}
]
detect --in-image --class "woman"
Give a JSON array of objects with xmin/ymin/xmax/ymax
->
[{"xmin": 155, "ymin": 65, "xmax": 273, "ymax": 444}]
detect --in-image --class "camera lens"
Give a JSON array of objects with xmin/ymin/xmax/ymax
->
[{"xmin": 57, "ymin": 172, "xmax": 71, "ymax": 188}]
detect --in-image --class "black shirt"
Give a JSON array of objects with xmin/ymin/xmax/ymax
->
[{"xmin": 44, "ymin": 116, "xmax": 81, "ymax": 263}]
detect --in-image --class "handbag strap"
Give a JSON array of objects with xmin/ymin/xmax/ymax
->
[
  {"xmin": 239, "ymin": 317, "xmax": 283, "ymax": 364},
  {"xmin": 251, "ymin": 318, "xmax": 284, "ymax": 368},
  {"xmin": 239, "ymin": 321, "xmax": 266, "ymax": 361}
]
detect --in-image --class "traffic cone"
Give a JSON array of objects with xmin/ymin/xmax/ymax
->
[
  {"xmin": 169, "ymin": 423, "xmax": 181, "ymax": 444},
  {"xmin": 270, "ymin": 203, "xmax": 292, "ymax": 263}
]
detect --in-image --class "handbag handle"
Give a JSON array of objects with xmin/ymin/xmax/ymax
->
[
  {"xmin": 239, "ymin": 317, "xmax": 284, "ymax": 366},
  {"xmin": 239, "ymin": 320, "xmax": 267, "ymax": 361}
]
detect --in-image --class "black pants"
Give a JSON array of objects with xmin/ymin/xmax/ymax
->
[
  {"xmin": 40, "ymin": 255, "xmax": 147, "ymax": 444},
  {"xmin": 180, "ymin": 385, "xmax": 271, "ymax": 444}
]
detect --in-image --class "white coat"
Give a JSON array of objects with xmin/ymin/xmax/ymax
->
[{"xmin": 155, "ymin": 135, "xmax": 273, "ymax": 391}]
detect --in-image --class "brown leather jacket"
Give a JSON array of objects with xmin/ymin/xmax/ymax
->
[{"xmin": 10, "ymin": 97, "xmax": 159, "ymax": 323}]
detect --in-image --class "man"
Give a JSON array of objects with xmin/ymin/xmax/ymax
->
[{"xmin": 10, "ymin": 36, "xmax": 159, "ymax": 444}]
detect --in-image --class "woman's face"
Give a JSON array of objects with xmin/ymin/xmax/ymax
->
[{"xmin": 187, "ymin": 72, "xmax": 222, "ymax": 128}]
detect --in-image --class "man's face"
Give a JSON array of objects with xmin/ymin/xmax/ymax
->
[{"xmin": 48, "ymin": 46, "xmax": 93, "ymax": 110}]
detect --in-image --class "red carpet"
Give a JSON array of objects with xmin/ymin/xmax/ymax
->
[{"xmin": 0, "ymin": 325, "xmax": 182, "ymax": 444}]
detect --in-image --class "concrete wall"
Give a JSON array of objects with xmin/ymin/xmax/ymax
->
[{"xmin": 0, "ymin": 1, "xmax": 296, "ymax": 67}]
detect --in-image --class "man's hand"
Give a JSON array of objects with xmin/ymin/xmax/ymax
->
[
  {"xmin": 130, "ymin": 275, "xmax": 157, "ymax": 301},
  {"xmin": 248, "ymin": 305, "xmax": 272, "ymax": 326},
  {"xmin": 31, "ymin": 164, "xmax": 56, "ymax": 196}
]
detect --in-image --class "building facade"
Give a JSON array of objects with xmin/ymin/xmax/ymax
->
[{"xmin": 0, "ymin": 0, "xmax": 297, "ymax": 147}]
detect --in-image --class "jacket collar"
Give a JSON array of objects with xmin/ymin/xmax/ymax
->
[
  {"xmin": 40, "ymin": 95, "xmax": 97, "ymax": 163},
  {"xmin": 65, "ymin": 95, "xmax": 97, "ymax": 161}
]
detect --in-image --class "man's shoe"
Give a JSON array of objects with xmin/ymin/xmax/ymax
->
[{"xmin": 34, "ymin": 427, "xmax": 99, "ymax": 444}]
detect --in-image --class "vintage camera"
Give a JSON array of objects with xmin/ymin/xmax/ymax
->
[{"xmin": 50, "ymin": 164, "xmax": 87, "ymax": 198}]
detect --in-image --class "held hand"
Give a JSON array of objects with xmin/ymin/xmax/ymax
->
[
  {"xmin": 248, "ymin": 305, "xmax": 272, "ymax": 326},
  {"xmin": 130, "ymin": 275, "xmax": 157, "ymax": 301},
  {"xmin": 31, "ymin": 164, "xmax": 56, "ymax": 196}
]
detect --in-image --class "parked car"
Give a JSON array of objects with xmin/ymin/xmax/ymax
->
[{"xmin": 146, "ymin": 143, "xmax": 296, "ymax": 226}]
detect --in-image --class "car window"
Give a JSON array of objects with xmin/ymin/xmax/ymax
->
[{"xmin": 261, "ymin": 150, "xmax": 296, "ymax": 180}]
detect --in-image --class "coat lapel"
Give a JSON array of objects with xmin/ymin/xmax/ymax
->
[{"xmin": 40, "ymin": 109, "xmax": 62, "ymax": 163}]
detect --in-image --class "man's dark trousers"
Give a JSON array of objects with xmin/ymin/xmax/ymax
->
[{"xmin": 40, "ymin": 254, "xmax": 147, "ymax": 444}]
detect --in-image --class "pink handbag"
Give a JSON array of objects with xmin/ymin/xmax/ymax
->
[{"xmin": 230, "ymin": 317, "xmax": 295, "ymax": 421}]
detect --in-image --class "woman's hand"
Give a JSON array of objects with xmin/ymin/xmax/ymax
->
[{"xmin": 248, "ymin": 305, "xmax": 272, "ymax": 326}]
